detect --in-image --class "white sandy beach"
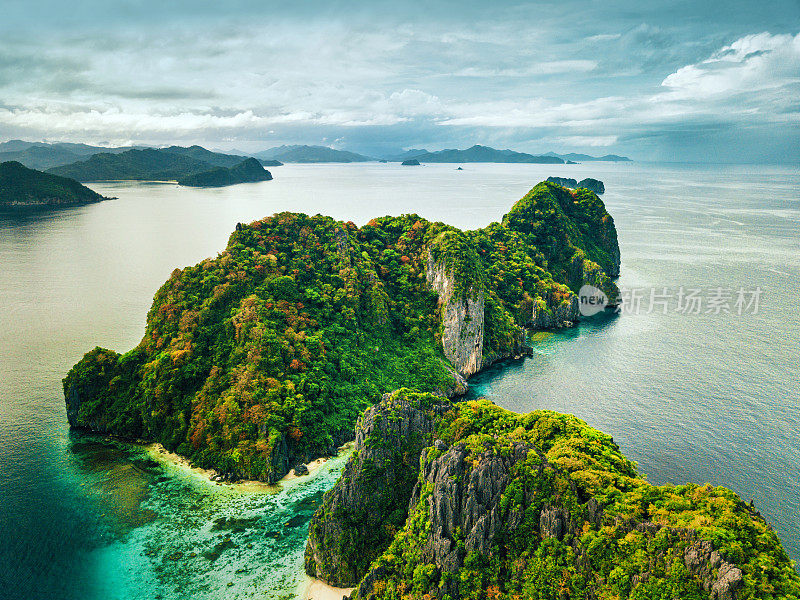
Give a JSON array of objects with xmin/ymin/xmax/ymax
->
[{"xmin": 304, "ymin": 578, "xmax": 354, "ymax": 600}]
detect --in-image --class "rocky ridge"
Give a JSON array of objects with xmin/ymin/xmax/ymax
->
[{"xmin": 306, "ymin": 392, "xmax": 800, "ymax": 600}]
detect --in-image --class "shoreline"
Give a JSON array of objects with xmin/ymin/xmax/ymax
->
[
  {"xmin": 301, "ymin": 575, "xmax": 354, "ymax": 600},
  {"xmin": 146, "ymin": 441, "xmax": 352, "ymax": 493}
]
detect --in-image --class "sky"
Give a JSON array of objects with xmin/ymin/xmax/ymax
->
[{"xmin": 1, "ymin": 0, "xmax": 798, "ymax": 162}]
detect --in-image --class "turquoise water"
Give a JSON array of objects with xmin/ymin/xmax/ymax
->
[{"xmin": 1, "ymin": 163, "xmax": 798, "ymax": 599}]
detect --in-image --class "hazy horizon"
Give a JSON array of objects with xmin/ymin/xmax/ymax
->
[{"xmin": 1, "ymin": 0, "xmax": 798, "ymax": 163}]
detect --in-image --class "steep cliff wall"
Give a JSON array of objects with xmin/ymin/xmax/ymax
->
[
  {"xmin": 305, "ymin": 390, "xmax": 452, "ymax": 586},
  {"xmin": 425, "ymin": 250, "xmax": 484, "ymax": 378},
  {"xmin": 306, "ymin": 393, "xmax": 800, "ymax": 600}
]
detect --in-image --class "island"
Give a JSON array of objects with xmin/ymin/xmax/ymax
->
[
  {"xmin": 177, "ymin": 158, "xmax": 272, "ymax": 187},
  {"xmin": 0, "ymin": 161, "xmax": 107, "ymax": 208},
  {"xmin": 63, "ymin": 180, "xmax": 620, "ymax": 483},
  {"xmin": 401, "ymin": 159, "xmax": 421, "ymax": 166},
  {"xmin": 62, "ymin": 181, "xmax": 800, "ymax": 598}
]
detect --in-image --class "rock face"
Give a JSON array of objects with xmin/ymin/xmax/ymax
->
[
  {"xmin": 425, "ymin": 251, "xmax": 484, "ymax": 377},
  {"xmin": 305, "ymin": 390, "xmax": 452, "ymax": 587},
  {"xmin": 531, "ymin": 290, "xmax": 580, "ymax": 329},
  {"xmin": 307, "ymin": 394, "xmax": 799, "ymax": 600}
]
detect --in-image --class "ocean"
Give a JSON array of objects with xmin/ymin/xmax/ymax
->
[{"xmin": 1, "ymin": 162, "xmax": 798, "ymax": 599}]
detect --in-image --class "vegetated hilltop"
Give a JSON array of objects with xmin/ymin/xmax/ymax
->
[
  {"xmin": 63, "ymin": 181, "xmax": 619, "ymax": 483},
  {"xmin": 0, "ymin": 161, "xmax": 107, "ymax": 207},
  {"xmin": 306, "ymin": 389, "xmax": 800, "ymax": 600},
  {"xmin": 178, "ymin": 158, "xmax": 273, "ymax": 187},
  {"xmin": 254, "ymin": 145, "xmax": 374, "ymax": 163}
]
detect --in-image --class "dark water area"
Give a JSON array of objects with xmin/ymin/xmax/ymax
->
[{"xmin": 1, "ymin": 162, "xmax": 798, "ymax": 599}]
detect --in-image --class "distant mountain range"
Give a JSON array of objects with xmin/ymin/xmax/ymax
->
[
  {"xmin": 0, "ymin": 161, "xmax": 107, "ymax": 208},
  {"xmin": 382, "ymin": 146, "xmax": 631, "ymax": 163},
  {"xmin": 0, "ymin": 140, "xmax": 142, "ymax": 170},
  {"xmin": 0, "ymin": 140, "xmax": 632, "ymax": 178},
  {"xmin": 396, "ymin": 145, "xmax": 564, "ymax": 164},
  {"xmin": 46, "ymin": 147, "xmax": 273, "ymax": 186},
  {"xmin": 254, "ymin": 145, "xmax": 373, "ymax": 163},
  {"xmin": 543, "ymin": 151, "xmax": 632, "ymax": 162}
]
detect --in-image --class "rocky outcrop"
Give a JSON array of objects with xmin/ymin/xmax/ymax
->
[
  {"xmin": 425, "ymin": 250, "xmax": 484, "ymax": 378},
  {"xmin": 546, "ymin": 176, "xmax": 578, "ymax": 187},
  {"xmin": 578, "ymin": 177, "xmax": 604, "ymax": 194},
  {"xmin": 305, "ymin": 390, "xmax": 453, "ymax": 587},
  {"xmin": 684, "ymin": 540, "xmax": 744, "ymax": 600},
  {"xmin": 531, "ymin": 290, "xmax": 580, "ymax": 329},
  {"xmin": 324, "ymin": 396, "xmax": 788, "ymax": 600}
]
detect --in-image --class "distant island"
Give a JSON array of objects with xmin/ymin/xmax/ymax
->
[
  {"xmin": 401, "ymin": 158, "xmax": 420, "ymax": 166},
  {"xmin": 0, "ymin": 161, "xmax": 107, "ymax": 208},
  {"xmin": 46, "ymin": 147, "xmax": 273, "ymax": 187},
  {"xmin": 254, "ymin": 145, "xmax": 373, "ymax": 163},
  {"xmin": 178, "ymin": 158, "xmax": 272, "ymax": 187}
]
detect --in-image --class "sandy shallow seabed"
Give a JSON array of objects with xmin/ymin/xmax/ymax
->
[{"xmin": 302, "ymin": 577, "xmax": 355, "ymax": 600}]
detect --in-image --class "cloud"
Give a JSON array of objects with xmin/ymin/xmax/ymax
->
[
  {"xmin": 661, "ymin": 32, "xmax": 800, "ymax": 98},
  {"xmin": 0, "ymin": 2, "xmax": 797, "ymax": 161}
]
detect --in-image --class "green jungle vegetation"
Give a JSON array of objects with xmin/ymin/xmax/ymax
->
[
  {"xmin": 324, "ymin": 390, "xmax": 800, "ymax": 600},
  {"xmin": 63, "ymin": 182, "xmax": 619, "ymax": 483}
]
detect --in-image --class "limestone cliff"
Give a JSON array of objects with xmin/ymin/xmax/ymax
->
[
  {"xmin": 305, "ymin": 390, "xmax": 451, "ymax": 586},
  {"xmin": 306, "ymin": 393, "xmax": 800, "ymax": 600},
  {"xmin": 425, "ymin": 250, "xmax": 484, "ymax": 378}
]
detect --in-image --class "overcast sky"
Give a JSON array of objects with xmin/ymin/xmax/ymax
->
[{"xmin": 1, "ymin": 0, "xmax": 798, "ymax": 161}]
